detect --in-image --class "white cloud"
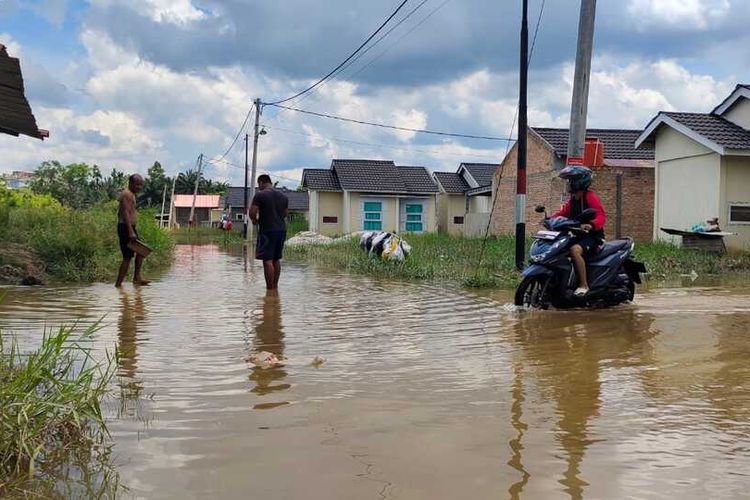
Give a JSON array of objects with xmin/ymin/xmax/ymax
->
[
  {"xmin": 29, "ymin": 0, "xmax": 68, "ymax": 28},
  {"xmin": 628, "ymin": 0, "xmax": 730, "ymax": 30},
  {"xmin": 0, "ymin": 32, "xmax": 22, "ymax": 57},
  {"xmin": 90, "ymin": 0, "xmax": 206, "ymax": 25},
  {"xmin": 390, "ymin": 109, "xmax": 427, "ymax": 142}
]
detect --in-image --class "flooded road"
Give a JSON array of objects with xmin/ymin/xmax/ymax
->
[{"xmin": 1, "ymin": 245, "xmax": 749, "ymax": 499}]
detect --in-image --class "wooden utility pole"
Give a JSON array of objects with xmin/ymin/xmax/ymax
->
[
  {"xmin": 515, "ymin": 0, "xmax": 529, "ymax": 271},
  {"xmin": 567, "ymin": 0, "xmax": 597, "ymax": 162},
  {"xmin": 188, "ymin": 153, "xmax": 203, "ymax": 227},
  {"xmin": 247, "ymin": 98, "xmax": 261, "ymax": 242},
  {"xmin": 159, "ymin": 184, "xmax": 167, "ymax": 228}
]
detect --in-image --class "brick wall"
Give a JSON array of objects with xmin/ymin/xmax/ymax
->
[{"xmin": 491, "ymin": 131, "xmax": 655, "ymax": 241}]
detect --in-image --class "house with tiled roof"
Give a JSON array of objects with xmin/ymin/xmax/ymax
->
[
  {"xmin": 491, "ymin": 127, "xmax": 655, "ymax": 242},
  {"xmin": 301, "ymin": 159, "xmax": 438, "ymax": 236},
  {"xmin": 224, "ymin": 186, "xmax": 308, "ymax": 227},
  {"xmin": 636, "ymin": 84, "xmax": 750, "ymax": 250},
  {"xmin": 433, "ymin": 163, "xmax": 499, "ymax": 235}
]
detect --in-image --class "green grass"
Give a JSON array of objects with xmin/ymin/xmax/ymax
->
[
  {"xmin": 285, "ymin": 233, "xmax": 750, "ymax": 288},
  {"xmin": 172, "ymin": 226, "xmax": 245, "ymax": 245},
  {"xmin": 0, "ymin": 198, "xmax": 174, "ymax": 283},
  {"xmin": 0, "ymin": 324, "xmax": 120, "ymax": 497}
]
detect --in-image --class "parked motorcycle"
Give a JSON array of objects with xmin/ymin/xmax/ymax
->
[{"xmin": 514, "ymin": 205, "xmax": 647, "ymax": 309}]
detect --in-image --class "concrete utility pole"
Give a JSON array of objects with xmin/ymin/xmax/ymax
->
[
  {"xmin": 159, "ymin": 184, "xmax": 167, "ymax": 228},
  {"xmin": 243, "ymin": 133, "xmax": 249, "ymax": 239},
  {"xmin": 567, "ymin": 0, "xmax": 597, "ymax": 162},
  {"xmin": 247, "ymin": 98, "xmax": 261, "ymax": 242},
  {"xmin": 515, "ymin": 0, "xmax": 529, "ymax": 271},
  {"xmin": 168, "ymin": 175, "xmax": 177, "ymax": 229},
  {"xmin": 189, "ymin": 153, "xmax": 203, "ymax": 227}
]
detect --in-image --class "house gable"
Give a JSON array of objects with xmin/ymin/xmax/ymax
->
[
  {"xmin": 653, "ymin": 126, "xmax": 714, "ymax": 162},
  {"xmin": 721, "ymin": 93, "xmax": 750, "ymax": 131}
]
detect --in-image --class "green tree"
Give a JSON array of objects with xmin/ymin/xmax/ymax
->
[
  {"xmin": 141, "ymin": 161, "xmax": 170, "ymax": 207},
  {"xmin": 30, "ymin": 161, "xmax": 94, "ymax": 209}
]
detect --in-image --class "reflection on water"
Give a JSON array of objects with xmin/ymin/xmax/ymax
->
[
  {"xmin": 248, "ymin": 290, "xmax": 291, "ymax": 408},
  {"xmin": 1, "ymin": 245, "xmax": 750, "ymax": 499}
]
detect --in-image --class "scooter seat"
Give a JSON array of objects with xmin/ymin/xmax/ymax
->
[{"xmin": 591, "ymin": 239, "xmax": 632, "ymax": 261}]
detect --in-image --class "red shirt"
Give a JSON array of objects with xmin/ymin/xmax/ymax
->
[{"xmin": 552, "ymin": 191, "xmax": 607, "ymax": 231}]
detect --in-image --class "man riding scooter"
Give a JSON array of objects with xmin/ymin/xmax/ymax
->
[{"xmin": 551, "ymin": 166, "xmax": 606, "ymax": 297}]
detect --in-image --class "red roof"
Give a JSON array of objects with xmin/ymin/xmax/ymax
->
[{"xmin": 173, "ymin": 194, "xmax": 221, "ymax": 208}]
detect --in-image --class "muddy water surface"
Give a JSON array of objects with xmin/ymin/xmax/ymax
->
[{"xmin": 1, "ymin": 245, "xmax": 749, "ymax": 499}]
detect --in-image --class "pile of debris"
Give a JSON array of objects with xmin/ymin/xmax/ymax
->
[
  {"xmin": 285, "ymin": 231, "xmax": 334, "ymax": 246},
  {"xmin": 359, "ymin": 231, "xmax": 412, "ymax": 262},
  {"xmin": 0, "ymin": 243, "xmax": 45, "ymax": 286}
]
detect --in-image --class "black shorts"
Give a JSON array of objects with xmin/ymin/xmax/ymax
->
[
  {"xmin": 576, "ymin": 234, "xmax": 602, "ymax": 257},
  {"xmin": 256, "ymin": 230, "xmax": 286, "ymax": 261},
  {"xmin": 118, "ymin": 223, "xmax": 137, "ymax": 259}
]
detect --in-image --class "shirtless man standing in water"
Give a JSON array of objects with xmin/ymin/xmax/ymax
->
[{"xmin": 116, "ymin": 174, "xmax": 149, "ymax": 287}]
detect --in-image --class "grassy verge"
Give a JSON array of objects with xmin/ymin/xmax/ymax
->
[
  {"xmin": 0, "ymin": 197, "xmax": 173, "ymax": 283},
  {"xmin": 0, "ymin": 325, "xmax": 119, "ymax": 497},
  {"xmin": 285, "ymin": 233, "xmax": 750, "ymax": 288},
  {"xmin": 172, "ymin": 217, "xmax": 309, "ymax": 246}
]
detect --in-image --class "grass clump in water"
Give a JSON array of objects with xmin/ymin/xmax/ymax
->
[{"xmin": 0, "ymin": 324, "xmax": 120, "ymax": 497}]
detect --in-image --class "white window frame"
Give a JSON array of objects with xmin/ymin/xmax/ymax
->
[
  {"xmin": 728, "ymin": 202, "xmax": 750, "ymax": 225},
  {"xmin": 362, "ymin": 199, "xmax": 384, "ymax": 231}
]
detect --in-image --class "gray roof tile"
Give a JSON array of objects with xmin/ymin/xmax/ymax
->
[
  {"xmin": 224, "ymin": 186, "xmax": 309, "ymax": 211},
  {"xmin": 301, "ymin": 168, "xmax": 342, "ymax": 191},
  {"xmin": 0, "ymin": 45, "xmax": 47, "ymax": 140},
  {"xmin": 331, "ymin": 159, "xmax": 407, "ymax": 192},
  {"xmin": 433, "ymin": 172, "xmax": 470, "ymax": 194},
  {"xmin": 663, "ymin": 112, "xmax": 750, "ymax": 150},
  {"xmin": 533, "ymin": 127, "xmax": 654, "ymax": 159},
  {"xmin": 397, "ymin": 166, "xmax": 439, "ymax": 193},
  {"xmin": 461, "ymin": 163, "xmax": 498, "ymax": 187}
]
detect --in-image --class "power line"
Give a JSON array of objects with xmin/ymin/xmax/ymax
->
[
  {"xmin": 266, "ymin": 0, "xmax": 411, "ymax": 105},
  {"xmin": 266, "ymin": 103, "xmax": 514, "ymax": 142},
  {"xmin": 293, "ymin": 0, "xmax": 432, "ymax": 104},
  {"xmin": 261, "ymin": 124, "xmax": 501, "ymax": 160},
  {"xmin": 214, "ymin": 103, "xmax": 255, "ymax": 163}
]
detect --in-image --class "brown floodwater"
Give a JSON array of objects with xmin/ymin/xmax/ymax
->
[{"xmin": 1, "ymin": 245, "xmax": 749, "ymax": 499}]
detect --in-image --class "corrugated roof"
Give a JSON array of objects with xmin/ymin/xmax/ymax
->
[
  {"xmin": 433, "ymin": 171, "xmax": 470, "ymax": 194},
  {"xmin": 533, "ymin": 127, "xmax": 654, "ymax": 160},
  {"xmin": 663, "ymin": 112, "xmax": 750, "ymax": 150},
  {"xmin": 397, "ymin": 166, "xmax": 439, "ymax": 193},
  {"xmin": 0, "ymin": 44, "xmax": 48, "ymax": 140},
  {"xmin": 173, "ymin": 194, "xmax": 221, "ymax": 208},
  {"xmin": 301, "ymin": 168, "xmax": 342, "ymax": 191},
  {"xmin": 461, "ymin": 163, "xmax": 498, "ymax": 187}
]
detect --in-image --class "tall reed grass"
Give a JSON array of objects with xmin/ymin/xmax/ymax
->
[{"xmin": 0, "ymin": 324, "xmax": 119, "ymax": 497}]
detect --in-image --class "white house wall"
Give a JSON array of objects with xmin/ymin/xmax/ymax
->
[
  {"xmin": 654, "ymin": 127, "xmax": 720, "ymax": 242},
  {"xmin": 722, "ymin": 98, "xmax": 750, "ymax": 130},
  {"xmin": 438, "ymin": 193, "xmax": 467, "ymax": 235},
  {"xmin": 317, "ymin": 191, "xmax": 343, "ymax": 236},
  {"xmin": 721, "ymin": 156, "xmax": 750, "ymax": 250}
]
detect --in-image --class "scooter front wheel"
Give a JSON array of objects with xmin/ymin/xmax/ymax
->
[{"xmin": 514, "ymin": 275, "xmax": 551, "ymax": 309}]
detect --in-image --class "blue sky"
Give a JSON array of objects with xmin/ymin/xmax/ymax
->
[{"xmin": 1, "ymin": 0, "xmax": 748, "ymax": 186}]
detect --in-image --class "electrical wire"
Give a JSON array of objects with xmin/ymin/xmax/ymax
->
[
  {"xmin": 475, "ymin": 0, "xmax": 547, "ymax": 274},
  {"xmin": 266, "ymin": 0, "xmax": 411, "ymax": 105},
  {"xmin": 213, "ymin": 103, "xmax": 255, "ymax": 164},
  {"xmin": 266, "ymin": 103, "xmax": 514, "ymax": 142},
  {"xmin": 261, "ymin": 124, "xmax": 502, "ymax": 160}
]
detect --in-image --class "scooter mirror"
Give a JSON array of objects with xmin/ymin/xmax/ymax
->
[{"xmin": 534, "ymin": 205, "xmax": 546, "ymax": 213}]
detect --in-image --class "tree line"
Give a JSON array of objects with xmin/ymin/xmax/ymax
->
[{"xmin": 28, "ymin": 161, "xmax": 228, "ymax": 210}]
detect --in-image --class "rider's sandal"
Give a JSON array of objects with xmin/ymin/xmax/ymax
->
[{"xmin": 574, "ymin": 287, "xmax": 589, "ymax": 297}]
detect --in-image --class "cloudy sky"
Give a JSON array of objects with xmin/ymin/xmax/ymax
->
[{"xmin": 1, "ymin": 0, "xmax": 748, "ymax": 186}]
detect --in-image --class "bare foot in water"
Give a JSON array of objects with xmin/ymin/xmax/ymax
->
[{"xmin": 133, "ymin": 280, "xmax": 151, "ymax": 286}]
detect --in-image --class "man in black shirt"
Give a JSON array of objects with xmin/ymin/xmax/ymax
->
[{"xmin": 250, "ymin": 174, "xmax": 289, "ymax": 289}]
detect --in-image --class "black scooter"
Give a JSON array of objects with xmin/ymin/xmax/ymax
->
[{"xmin": 514, "ymin": 205, "xmax": 647, "ymax": 309}]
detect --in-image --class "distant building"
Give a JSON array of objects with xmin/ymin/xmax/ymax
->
[
  {"xmin": 224, "ymin": 186, "xmax": 309, "ymax": 227},
  {"xmin": 637, "ymin": 84, "xmax": 750, "ymax": 251},
  {"xmin": 2, "ymin": 170, "xmax": 34, "ymax": 189},
  {"xmin": 172, "ymin": 194, "xmax": 222, "ymax": 226},
  {"xmin": 302, "ymin": 159, "xmax": 439, "ymax": 236},
  {"xmin": 433, "ymin": 163, "xmax": 498, "ymax": 237}
]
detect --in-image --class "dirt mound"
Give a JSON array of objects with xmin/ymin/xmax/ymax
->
[{"xmin": 0, "ymin": 243, "xmax": 46, "ymax": 286}]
